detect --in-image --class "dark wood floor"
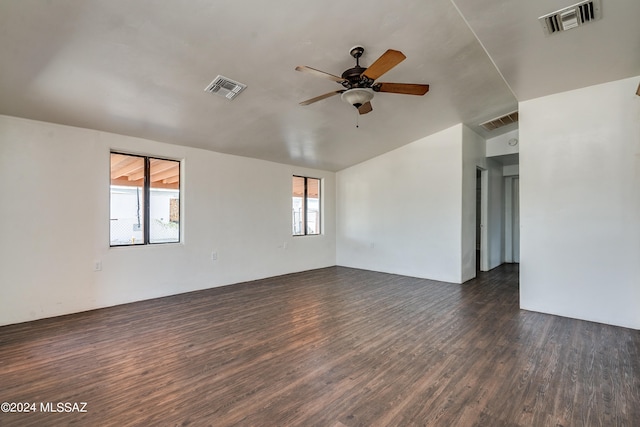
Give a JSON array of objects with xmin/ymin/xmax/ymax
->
[{"xmin": 1, "ymin": 265, "xmax": 638, "ymax": 426}]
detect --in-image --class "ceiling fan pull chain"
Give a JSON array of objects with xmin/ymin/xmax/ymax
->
[{"xmin": 356, "ymin": 111, "xmax": 359, "ymax": 128}]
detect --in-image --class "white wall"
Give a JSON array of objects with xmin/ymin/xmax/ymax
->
[
  {"xmin": 0, "ymin": 115, "xmax": 336, "ymax": 326},
  {"xmin": 336, "ymin": 123, "xmax": 503, "ymax": 283},
  {"xmin": 336, "ymin": 125, "xmax": 464, "ymax": 283},
  {"xmin": 503, "ymin": 164, "xmax": 519, "ymax": 176},
  {"xmin": 520, "ymin": 76, "xmax": 640, "ymax": 330},
  {"xmin": 486, "ymin": 129, "xmax": 519, "ymax": 157}
]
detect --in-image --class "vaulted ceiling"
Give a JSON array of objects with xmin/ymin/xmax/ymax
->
[{"xmin": 0, "ymin": 0, "xmax": 638, "ymax": 171}]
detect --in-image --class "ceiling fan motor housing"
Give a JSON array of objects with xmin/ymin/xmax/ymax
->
[{"xmin": 341, "ymin": 66, "xmax": 368, "ymax": 88}]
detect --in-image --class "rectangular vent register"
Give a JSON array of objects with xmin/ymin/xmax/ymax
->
[
  {"xmin": 539, "ymin": 0, "xmax": 601, "ymax": 35},
  {"xmin": 204, "ymin": 75, "xmax": 247, "ymax": 100}
]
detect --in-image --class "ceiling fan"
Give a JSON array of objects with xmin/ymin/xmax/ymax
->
[{"xmin": 295, "ymin": 46, "xmax": 429, "ymax": 115}]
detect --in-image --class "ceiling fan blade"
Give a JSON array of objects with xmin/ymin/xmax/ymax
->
[
  {"xmin": 376, "ymin": 83, "xmax": 430, "ymax": 95},
  {"xmin": 299, "ymin": 90, "xmax": 344, "ymax": 106},
  {"xmin": 358, "ymin": 101, "xmax": 373, "ymax": 115},
  {"xmin": 295, "ymin": 66, "xmax": 347, "ymax": 83},
  {"xmin": 361, "ymin": 49, "xmax": 406, "ymax": 81}
]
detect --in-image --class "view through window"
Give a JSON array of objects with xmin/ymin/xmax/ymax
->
[
  {"xmin": 292, "ymin": 176, "xmax": 320, "ymax": 236},
  {"xmin": 110, "ymin": 153, "xmax": 180, "ymax": 246}
]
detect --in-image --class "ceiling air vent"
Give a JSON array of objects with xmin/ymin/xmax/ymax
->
[
  {"xmin": 480, "ymin": 111, "xmax": 519, "ymax": 132},
  {"xmin": 204, "ymin": 75, "xmax": 247, "ymax": 100},
  {"xmin": 539, "ymin": 0, "xmax": 601, "ymax": 35}
]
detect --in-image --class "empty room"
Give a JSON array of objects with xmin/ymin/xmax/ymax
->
[{"xmin": 0, "ymin": 0, "xmax": 639, "ymax": 426}]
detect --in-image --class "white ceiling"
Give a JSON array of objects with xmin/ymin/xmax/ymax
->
[{"xmin": 1, "ymin": 0, "xmax": 638, "ymax": 171}]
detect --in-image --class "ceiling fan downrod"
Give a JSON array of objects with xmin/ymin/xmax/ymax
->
[{"xmin": 342, "ymin": 46, "xmax": 369, "ymax": 89}]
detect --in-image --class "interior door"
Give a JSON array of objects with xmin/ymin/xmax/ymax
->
[{"xmin": 513, "ymin": 177, "xmax": 520, "ymax": 263}]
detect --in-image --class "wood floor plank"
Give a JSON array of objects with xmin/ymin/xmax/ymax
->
[{"xmin": 0, "ymin": 264, "xmax": 638, "ymax": 426}]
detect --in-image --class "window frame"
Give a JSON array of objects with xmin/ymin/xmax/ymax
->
[
  {"xmin": 110, "ymin": 151, "xmax": 181, "ymax": 247},
  {"xmin": 292, "ymin": 175, "xmax": 321, "ymax": 236}
]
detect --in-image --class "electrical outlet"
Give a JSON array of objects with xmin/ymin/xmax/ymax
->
[{"xmin": 211, "ymin": 251, "xmax": 218, "ymax": 261}]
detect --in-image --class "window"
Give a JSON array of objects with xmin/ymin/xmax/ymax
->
[
  {"xmin": 110, "ymin": 152, "xmax": 180, "ymax": 246},
  {"xmin": 292, "ymin": 176, "xmax": 320, "ymax": 236}
]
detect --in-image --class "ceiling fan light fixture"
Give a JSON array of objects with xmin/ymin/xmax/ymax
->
[{"xmin": 341, "ymin": 88, "xmax": 374, "ymax": 108}]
